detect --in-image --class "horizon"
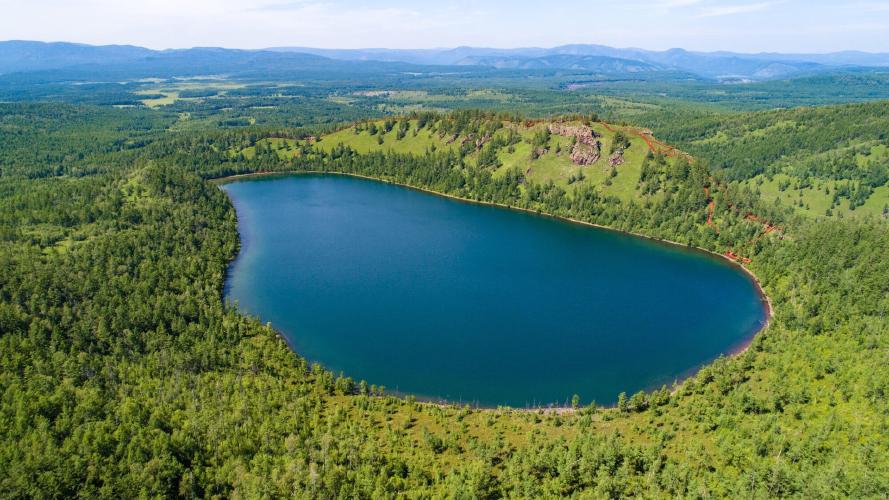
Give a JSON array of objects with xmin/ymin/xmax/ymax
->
[
  {"xmin": 6, "ymin": 39, "xmax": 889, "ymax": 57},
  {"xmin": 1, "ymin": 0, "xmax": 887, "ymax": 53}
]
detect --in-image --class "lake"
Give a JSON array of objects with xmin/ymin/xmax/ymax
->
[{"xmin": 222, "ymin": 174, "xmax": 768, "ymax": 407}]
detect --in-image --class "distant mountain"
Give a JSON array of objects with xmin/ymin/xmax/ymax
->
[
  {"xmin": 723, "ymin": 50, "xmax": 889, "ymax": 67},
  {"xmin": 0, "ymin": 41, "xmax": 676, "ymax": 82},
  {"xmin": 271, "ymin": 44, "xmax": 889, "ymax": 80},
  {"xmin": 630, "ymin": 48, "xmax": 825, "ymax": 80},
  {"xmin": 0, "ymin": 42, "xmax": 464, "ymax": 82},
  {"xmin": 3, "ymin": 41, "xmax": 888, "ymax": 81},
  {"xmin": 265, "ymin": 47, "xmax": 462, "ymax": 66},
  {"xmin": 0, "ymin": 41, "xmax": 152, "ymax": 74},
  {"xmin": 452, "ymin": 54, "xmax": 662, "ymax": 73}
]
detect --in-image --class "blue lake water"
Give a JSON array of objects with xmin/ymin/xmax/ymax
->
[{"xmin": 222, "ymin": 174, "xmax": 767, "ymax": 407}]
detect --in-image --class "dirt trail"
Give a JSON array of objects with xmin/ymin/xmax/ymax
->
[
  {"xmin": 704, "ymin": 186, "xmax": 715, "ymax": 227},
  {"xmin": 597, "ymin": 122, "xmax": 784, "ymax": 264},
  {"xmin": 600, "ymin": 121, "xmax": 692, "ymax": 160},
  {"xmin": 709, "ymin": 186, "xmax": 784, "ymax": 264}
]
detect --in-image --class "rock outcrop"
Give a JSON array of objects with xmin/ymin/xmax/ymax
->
[{"xmin": 548, "ymin": 122, "xmax": 601, "ymax": 166}]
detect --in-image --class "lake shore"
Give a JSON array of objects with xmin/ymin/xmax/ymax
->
[{"xmin": 214, "ymin": 169, "xmax": 774, "ymax": 413}]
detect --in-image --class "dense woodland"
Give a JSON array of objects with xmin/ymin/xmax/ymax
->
[{"xmin": 0, "ymin": 98, "xmax": 887, "ymax": 498}]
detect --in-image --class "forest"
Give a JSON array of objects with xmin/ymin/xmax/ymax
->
[{"xmin": 0, "ymin": 94, "xmax": 887, "ymax": 498}]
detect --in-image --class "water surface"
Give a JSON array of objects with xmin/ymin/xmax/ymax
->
[{"xmin": 223, "ymin": 174, "xmax": 767, "ymax": 407}]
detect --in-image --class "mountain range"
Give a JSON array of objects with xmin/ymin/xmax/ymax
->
[
  {"xmin": 271, "ymin": 44, "xmax": 889, "ymax": 80},
  {"xmin": 3, "ymin": 40, "xmax": 889, "ymax": 81}
]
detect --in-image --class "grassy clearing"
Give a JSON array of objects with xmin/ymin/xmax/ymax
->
[
  {"xmin": 134, "ymin": 82, "xmax": 247, "ymax": 107},
  {"xmin": 595, "ymin": 96, "xmax": 662, "ymax": 116},
  {"xmin": 493, "ymin": 125, "xmax": 576, "ymax": 184},
  {"xmin": 691, "ymin": 120, "xmax": 801, "ymax": 147},
  {"xmin": 233, "ymin": 138, "xmax": 301, "ymax": 160},
  {"xmin": 599, "ymin": 127, "xmax": 651, "ymax": 202},
  {"xmin": 860, "ymin": 185, "xmax": 889, "ymax": 216},
  {"xmin": 740, "ymin": 173, "xmax": 889, "ymax": 218},
  {"xmin": 345, "ymin": 89, "xmax": 521, "ymax": 115},
  {"xmin": 136, "ymin": 90, "xmax": 180, "ymax": 108},
  {"xmin": 315, "ymin": 120, "xmax": 457, "ymax": 156}
]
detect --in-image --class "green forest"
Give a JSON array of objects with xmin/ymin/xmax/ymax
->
[{"xmin": 0, "ymin": 88, "xmax": 888, "ymax": 498}]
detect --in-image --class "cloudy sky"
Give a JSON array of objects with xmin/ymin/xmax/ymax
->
[{"xmin": 1, "ymin": 0, "xmax": 887, "ymax": 53}]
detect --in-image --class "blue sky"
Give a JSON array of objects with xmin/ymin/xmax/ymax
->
[{"xmin": 1, "ymin": 0, "xmax": 887, "ymax": 53}]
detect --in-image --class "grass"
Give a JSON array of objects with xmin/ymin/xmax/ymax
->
[
  {"xmin": 492, "ymin": 126, "xmax": 576, "ymax": 185},
  {"xmin": 233, "ymin": 138, "xmax": 301, "ymax": 160},
  {"xmin": 315, "ymin": 120, "xmax": 457, "ymax": 156},
  {"xmin": 369, "ymin": 89, "xmax": 514, "ymax": 104},
  {"xmin": 134, "ymin": 82, "xmax": 247, "ymax": 108},
  {"xmin": 595, "ymin": 96, "xmax": 662, "ymax": 116},
  {"xmin": 860, "ymin": 185, "xmax": 889, "ymax": 216},
  {"xmin": 740, "ymin": 173, "xmax": 889, "ymax": 219},
  {"xmin": 136, "ymin": 90, "xmax": 179, "ymax": 108},
  {"xmin": 699, "ymin": 130, "xmax": 889, "ymax": 220},
  {"xmin": 490, "ymin": 121, "xmax": 671, "ymax": 203},
  {"xmin": 344, "ymin": 89, "xmax": 523, "ymax": 114},
  {"xmin": 595, "ymin": 125, "xmax": 652, "ymax": 202}
]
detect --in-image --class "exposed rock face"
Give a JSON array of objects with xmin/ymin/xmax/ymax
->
[
  {"xmin": 608, "ymin": 151, "xmax": 625, "ymax": 167},
  {"xmin": 458, "ymin": 134, "xmax": 491, "ymax": 150},
  {"xmin": 570, "ymin": 143, "xmax": 601, "ymax": 166},
  {"xmin": 548, "ymin": 122, "xmax": 601, "ymax": 166}
]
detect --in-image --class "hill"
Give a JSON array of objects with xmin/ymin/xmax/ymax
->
[
  {"xmin": 233, "ymin": 113, "xmax": 694, "ymax": 207},
  {"xmin": 316, "ymin": 115, "xmax": 660, "ymax": 202},
  {"xmin": 643, "ymin": 101, "xmax": 889, "ymax": 218},
  {"xmin": 0, "ymin": 40, "xmax": 152, "ymax": 74},
  {"xmin": 454, "ymin": 54, "xmax": 662, "ymax": 72},
  {"xmin": 0, "ymin": 43, "xmax": 441, "ymax": 81}
]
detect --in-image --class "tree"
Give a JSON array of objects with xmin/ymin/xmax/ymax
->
[
  {"xmin": 628, "ymin": 391, "xmax": 648, "ymax": 412},
  {"xmin": 617, "ymin": 392, "xmax": 628, "ymax": 413}
]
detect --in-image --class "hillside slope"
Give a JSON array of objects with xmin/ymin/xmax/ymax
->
[
  {"xmin": 245, "ymin": 114, "xmax": 684, "ymax": 204},
  {"xmin": 644, "ymin": 100, "xmax": 889, "ymax": 218}
]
